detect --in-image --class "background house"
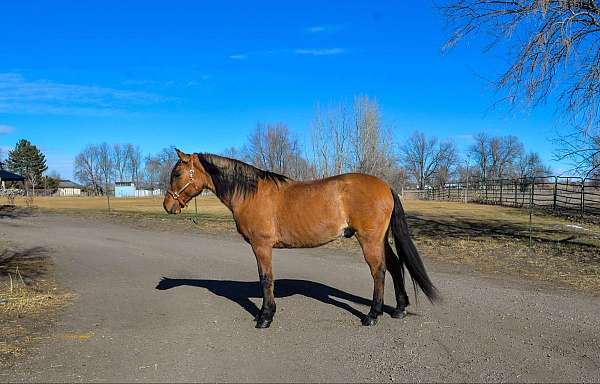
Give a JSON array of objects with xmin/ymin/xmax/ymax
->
[{"xmin": 57, "ymin": 180, "xmax": 83, "ymax": 196}]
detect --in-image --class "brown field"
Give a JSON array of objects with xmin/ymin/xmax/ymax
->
[
  {"xmin": 13, "ymin": 195, "xmax": 229, "ymax": 217},
  {"xmin": 7, "ymin": 195, "xmax": 600, "ymax": 292}
]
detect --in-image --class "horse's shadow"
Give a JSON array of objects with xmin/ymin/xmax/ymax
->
[{"xmin": 156, "ymin": 277, "xmax": 398, "ymax": 322}]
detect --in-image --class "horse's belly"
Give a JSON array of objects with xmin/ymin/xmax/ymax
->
[{"xmin": 274, "ymin": 214, "xmax": 348, "ymax": 248}]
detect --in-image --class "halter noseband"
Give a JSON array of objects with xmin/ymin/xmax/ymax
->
[{"xmin": 167, "ymin": 165, "xmax": 196, "ymax": 208}]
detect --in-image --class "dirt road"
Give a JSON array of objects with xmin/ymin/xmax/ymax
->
[{"xmin": 1, "ymin": 211, "xmax": 599, "ymax": 382}]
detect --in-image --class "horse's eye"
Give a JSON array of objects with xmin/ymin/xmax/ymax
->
[{"xmin": 174, "ymin": 172, "xmax": 182, "ymax": 178}]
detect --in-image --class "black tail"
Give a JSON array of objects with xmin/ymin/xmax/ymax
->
[{"xmin": 390, "ymin": 189, "xmax": 439, "ymax": 302}]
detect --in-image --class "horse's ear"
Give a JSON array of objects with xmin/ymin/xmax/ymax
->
[{"xmin": 175, "ymin": 148, "xmax": 190, "ymax": 163}]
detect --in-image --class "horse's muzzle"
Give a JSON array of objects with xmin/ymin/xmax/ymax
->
[{"xmin": 163, "ymin": 198, "xmax": 181, "ymax": 215}]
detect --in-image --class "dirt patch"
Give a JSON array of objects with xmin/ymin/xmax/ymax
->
[{"xmin": 0, "ymin": 243, "xmax": 74, "ymax": 367}]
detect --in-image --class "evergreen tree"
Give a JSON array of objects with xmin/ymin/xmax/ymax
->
[{"xmin": 6, "ymin": 139, "xmax": 48, "ymax": 195}]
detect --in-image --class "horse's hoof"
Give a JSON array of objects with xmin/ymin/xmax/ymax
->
[
  {"xmin": 361, "ymin": 316, "xmax": 378, "ymax": 326},
  {"xmin": 255, "ymin": 318, "xmax": 272, "ymax": 329},
  {"xmin": 391, "ymin": 308, "xmax": 408, "ymax": 319}
]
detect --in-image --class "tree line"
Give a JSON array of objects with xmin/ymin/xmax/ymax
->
[
  {"xmin": 73, "ymin": 143, "xmax": 177, "ymax": 195},
  {"xmin": 70, "ymin": 95, "xmax": 552, "ymax": 195},
  {"xmin": 222, "ymin": 96, "xmax": 550, "ymax": 191}
]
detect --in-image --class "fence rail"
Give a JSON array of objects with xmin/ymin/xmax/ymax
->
[{"xmin": 403, "ymin": 176, "xmax": 600, "ymax": 219}]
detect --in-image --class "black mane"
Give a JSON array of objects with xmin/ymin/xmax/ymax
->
[{"xmin": 196, "ymin": 153, "xmax": 290, "ymax": 200}]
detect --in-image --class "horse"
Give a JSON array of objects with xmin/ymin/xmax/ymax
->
[{"xmin": 164, "ymin": 149, "xmax": 439, "ymax": 329}]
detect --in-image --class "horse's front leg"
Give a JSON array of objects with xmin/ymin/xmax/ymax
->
[{"xmin": 252, "ymin": 244, "xmax": 276, "ymax": 329}]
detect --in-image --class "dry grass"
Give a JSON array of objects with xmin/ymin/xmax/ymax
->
[
  {"xmin": 8, "ymin": 195, "xmax": 600, "ymax": 292},
  {"xmin": 0, "ymin": 243, "xmax": 73, "ymax": 366}
]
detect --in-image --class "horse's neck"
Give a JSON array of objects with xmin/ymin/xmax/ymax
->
[{"xmin": 202, "ymin": 176, "xmax": 240, "ymax": 214}]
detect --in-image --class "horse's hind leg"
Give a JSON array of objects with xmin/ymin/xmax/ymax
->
[
  {"xmin": 251, "ymin": 244, "xmax": 276, "ymax": 329},
  {"xmin": 384, "ymin": 240, "xmax": 409, "ymax": 318},
  {"xmin": 357, "ymin": 236, "xmax": 386, "ymax": 326}
]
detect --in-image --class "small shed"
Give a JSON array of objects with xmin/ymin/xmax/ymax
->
[
  {"xmin": 115, "ymin": 181, "xmax": 162, "ymax": 198},
  {"xmin": 115, "ymin": 181, "xmax": 136, "ymax": 198},
  {"xmin": 57, "ymin": 180, "xmax": 83, "ymax": 196}
]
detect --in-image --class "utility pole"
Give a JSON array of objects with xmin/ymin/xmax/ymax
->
[{"xmin": 464, "ymin": 155, "xmax": 471, "ymax": 204}]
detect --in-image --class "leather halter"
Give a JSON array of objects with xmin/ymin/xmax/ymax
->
[{"xmin": 167, "ymin": 164, "xmax": 196, "ymax": 208}]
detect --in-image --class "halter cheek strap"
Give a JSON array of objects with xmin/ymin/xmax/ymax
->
[{"xmin": 168, "ymin": 167, "xmax": 195, "ymax": 208}]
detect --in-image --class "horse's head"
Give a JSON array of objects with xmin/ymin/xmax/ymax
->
[{"xmin": 163, "ymin": 149, "xmax": 212, "ymax": 214}]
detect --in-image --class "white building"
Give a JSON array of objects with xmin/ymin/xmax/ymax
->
[
  {"xmin": 57, "ymin": 180, "xmax": 83, "ymax": 196},
  {"xmin": 115, "ymin": 181, "xmax": 161, "ymax": 198}
]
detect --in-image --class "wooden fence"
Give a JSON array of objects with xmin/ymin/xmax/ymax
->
[{"xmin": 403, "ymin": 176, "xmax": 600, "ymax": 218}]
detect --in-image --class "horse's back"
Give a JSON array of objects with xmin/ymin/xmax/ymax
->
[{"xmin": 272, "ymin": 173, "xmax": 394, "ymax": 246}]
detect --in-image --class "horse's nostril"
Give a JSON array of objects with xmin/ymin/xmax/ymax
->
[{"xmin": 171, "ymin": 201, "xmax": 179, "ymax": 214}]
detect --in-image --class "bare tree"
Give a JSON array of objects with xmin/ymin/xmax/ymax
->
[
  {"xmin": 126, "ymin": 144, "xmax": 143, "ymax": 188},
  {"xmin": 350, "ymin": 96, "xmax": 396, "ymax": 178},
  {"xmin": 401, "ymin": 131, "xmax": 458, "ymax": 189},
  {"xmin": 74, "ymin": 144, "xmax": 103, "ymax": 195},
  {"xmin": 245, "ymin": 122, "xmax": 309, "ymax": 178},
  {"xmin": 488, "ymin": 135, "xmax": 523, "ymax": 178},
  {"xmin": 144, "ymin": 155, "xmax": 161, "ymax": 191},
  {"xmin": 442, "ymin": 0, "xmax": 600, "ymax": 173},
  {"xmin": 310, "ymin": 96, "xmax": 396, "ymax": 182},
  {"xmin": 555, "ymin": 132, "xmax": 600, "ymax": 177},
  {"xmin": 112, "ymin": 144, "xmax": 128, "ymax": 182},
  {"xmin": 150, "ymin": 146, "xmax": 179, "ymax": 191},
  {"xmin": 469, "ymin": 133, "xmax": 490, "ymax": 180},
  {"xmin": 97, "ymin": 143, "xmax": 114, "ymax": 211},
  {"xmin": 434, "ymin": 141, "xmax": 459, "ymax": 186},
  {"xmin": 469, "ymin": 133, "xmax": 525, "ymax": 179},
  {"xmin": 221, "ymin": 146, "xmax": 244, "ymax": 161},
  {"xmin": 310, "ymin": 103, "xmax": 352, "ymax": 177},
  {"xmin": 517, "ymin": 151, "xmax": 551, "ymax": 179}
]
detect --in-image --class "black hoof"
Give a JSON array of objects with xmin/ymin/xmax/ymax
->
[
  {"xmin": 391, "ymin": 308, "xmax": 408, "ymax": 319},
  {"xmin": 255, "ymin": 318, "xmax": 272, "ymax": 329},
  {"xmin": 361, "ymin": 316, "xmax": 378, "ymax": 326},
  {"xmin": 254, "ymin": 310, "xmax": 263, "ymax": 321}
]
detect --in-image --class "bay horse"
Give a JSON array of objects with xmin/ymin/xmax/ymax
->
[{"xmin": 164, "ymin": 149, "xmax": 439, "ymax": 328}]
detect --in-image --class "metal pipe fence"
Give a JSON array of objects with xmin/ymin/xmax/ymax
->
[{"xmin": 402, "ymin": 176, "xmax": 600, "ymax": 219}]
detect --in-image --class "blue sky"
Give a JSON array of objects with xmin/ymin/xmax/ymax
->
[{"xmin": 0, "ymin": 1, "xmax": 563, "ymax": 178}]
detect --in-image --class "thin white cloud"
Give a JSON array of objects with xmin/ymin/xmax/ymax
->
[
  {"xmin": 306, "ymin": 24, "xmax": 343, "ymax": 34},
  {"xmin": 0, "ymin": 124, "xmax": 15, "ymax": 134},
  {"xmin": 229, "ymin": 48, "xmax": 344, "ymax": 60},
  {"xmin": 294, "ymin": 48, "xmax": 344, "ymax": 56},
  {"xmin": 307, "ymin": 26, "xmax": 327, "ymax": 33},
  {"xmin": 0, "ymin": 73, "xmax": 165, "ymax": 116}
]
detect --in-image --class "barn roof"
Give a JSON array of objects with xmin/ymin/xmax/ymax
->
[
  {"xmin": 0, "ymin": 169, "xmax": 25, "ymax": 182},
  {"xmin": 58, "ymin": 180, "xmax": 83, "ymax": 189}
]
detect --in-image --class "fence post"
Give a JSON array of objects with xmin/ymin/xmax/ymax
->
[
  {"xmin": 485, "ymin": 181, "xmax": 488, "ymax": 203},
  {"xmin": 581, "ymin": 178, "xmax": 585, "ymax": 218},
  {"xmin": 499, "ymin": 180, "xmax": 503, "ymax": 205},
  {"xmin": 514, "ymin": 180, "xmax": 518, "ymax": 207},
  {"xmin": 552, "ymin": 177, "xmax": 558, "ymax": 211},
  {"xmin": 529, "ymin": 177, "xmax": 534, "ymax": 248},
  {"xmin": 531, "ymin": 177, "xmax": 536, "ymax": 208}
]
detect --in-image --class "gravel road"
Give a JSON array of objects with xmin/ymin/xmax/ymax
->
[{"xmin": 1, "ymin": 211, "xmax": 599, "ymax": 382}]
